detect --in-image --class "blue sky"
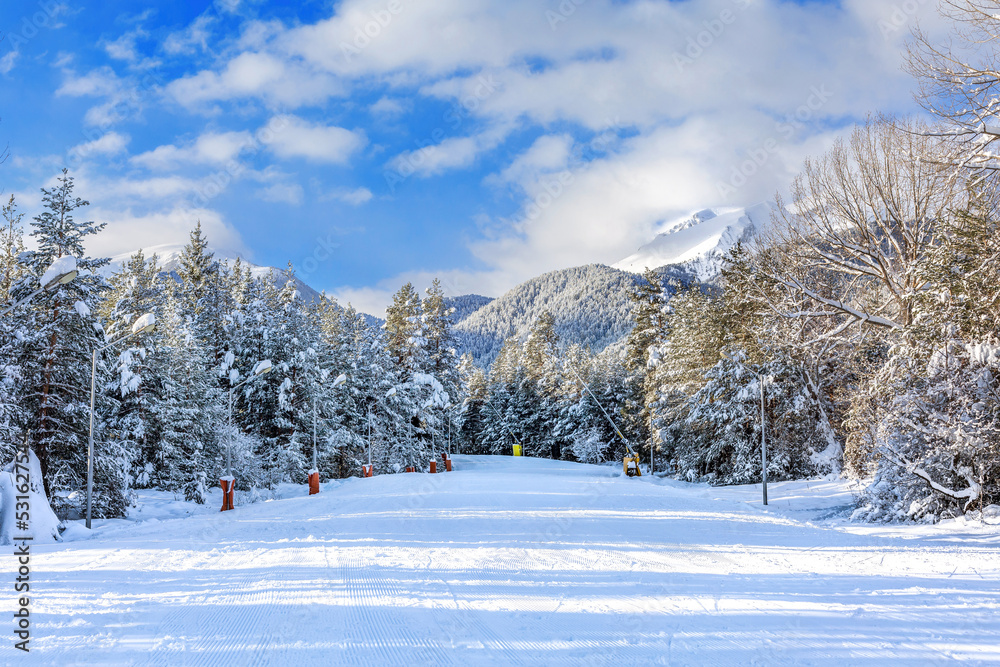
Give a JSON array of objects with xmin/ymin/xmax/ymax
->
[{"xmin": 0, "ymin": 0, "xmax": 939, "ymax": 315}]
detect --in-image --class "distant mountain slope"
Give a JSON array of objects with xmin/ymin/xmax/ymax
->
[
  {"xmin": 454, "ymin": 264, "xmax": 692, "ymax": 367},
  {"xmin": 104, "ymin": 243, "xmax": 324, "ymax": 303},
  {"xmin": 445, "ymin": 294, "xmax": 494, "ymax": 324},
  {"xmin": 614, "ymin": 202, "xmax": 777, "ymax": 280}
]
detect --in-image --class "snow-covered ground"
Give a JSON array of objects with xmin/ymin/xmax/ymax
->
[{"xmin": 13, "ymin": 456, "xmax": 1000, "ymax": 666}]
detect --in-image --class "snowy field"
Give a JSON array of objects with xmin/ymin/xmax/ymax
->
[{"xmin": 10, "ymin": 455, "xmax": 1000, "ymax": 666}]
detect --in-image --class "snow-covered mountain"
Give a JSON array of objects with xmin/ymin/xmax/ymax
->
[
  {"xmin": 453, "ymin": 263, "xmax": 692, "ymax": 366},
  {"xmin": 614, "ymin": 202, "xmax": 778, "ymax": 280},
  {"xmin": 445, "ymin": 294, "xmax": 494, "ymax": 325},
  {"xmin": 103, "ymin": 243, "xmax": 324, "ymax": 303}
]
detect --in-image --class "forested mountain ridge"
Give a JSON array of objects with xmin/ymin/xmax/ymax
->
[{"xmin": 453, "ymin": 263, "xmax": 693, "ymax": 366}]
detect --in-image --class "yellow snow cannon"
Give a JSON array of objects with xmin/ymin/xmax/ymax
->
[{"xmin": 623, "ymin": 449, "xmax": 642, "ymax": 477}]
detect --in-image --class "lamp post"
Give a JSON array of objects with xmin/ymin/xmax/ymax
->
[
  {"xmin": 310, "ymin": 372, "xmax": 346, "ymax": 493},
  {"xmin": 87, "ymin": 312, "xmax": 156, "ymax": 529},
  {"xmin": 223, "ymin": 359, "xmax": 272, "ymax": 511},
  {"xmin": 721, "ymin": 350, "xmax": 768, "ymax": 506},
  {"xmin": 1, "ymin": 256, "xmax": 78, "ymax": 317}
]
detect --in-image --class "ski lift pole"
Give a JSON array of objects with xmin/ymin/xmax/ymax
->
[
  {"xmin": 481, "ymin": 396, "xmax": 524, "ymax": 456},
  {"xmin": 564, "ymin": 362, "xmax": 635, "ymax": 457}
]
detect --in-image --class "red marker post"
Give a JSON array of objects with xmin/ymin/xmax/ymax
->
[{"xmin": 220, "ymin": 476, "xmax": 235, "ymax": 512}]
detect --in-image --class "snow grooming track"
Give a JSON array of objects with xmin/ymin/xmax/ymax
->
[
  {"xmin": 16, "ymin": 454, "xmax": 1000, "ymax": 666},
  {"xmin": 337, "ymin": 549, "xmax": 454, "ymax": 666}
]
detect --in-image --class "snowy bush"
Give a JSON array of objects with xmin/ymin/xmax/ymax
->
[
  {"xmin": 677, "ymin": 353, "xmax": 825, "ymax": 486},
  {"xmin": 1, "ymin": 449, "xmax": 61, "ymax": 544},
  {"xmin": 850, "ymin": 340, "xmax": 1000, "ymax": 523},
  {"xmin": 571, "ymin": 427, "xmax": 608, "ymax": 464}
]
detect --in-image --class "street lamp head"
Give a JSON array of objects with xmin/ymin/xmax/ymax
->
[
  {"xmin": 131, "ymin": 313, "xmax": 156, "ymax": 335},
  {"xmin": 253, "ymin": 359, "xmax": 273, "ymax": 376},
  {"xmin": 332, "ymin": 373, "xmax": 347, "ymax": 388},
  {"xmin": 385, "ymin": 387, "xmax": 397, "ymax": 398},
  {"xmin": 41, "ymin": 256, "xmax": 78, "ymax": 291}
]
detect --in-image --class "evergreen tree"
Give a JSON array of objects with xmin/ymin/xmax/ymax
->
[
  {"xmin": 624, "ymin": 268, "xmax": 668, "ymax": 469},
  {"xmin": 101, "ymin": 250, "xmax": 166, "ymax": 488},
  {"xmin": 18, "ymin": 170, "xmax": 119, "ymax": 514},
  {"xmin": 384, "ymin": 282, "xmax": 423, "ymax": 376}
]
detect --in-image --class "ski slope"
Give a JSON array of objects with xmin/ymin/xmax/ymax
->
[{"xmin": 13, "ymin": 456, "xmax": 1000, "ymax": 666}]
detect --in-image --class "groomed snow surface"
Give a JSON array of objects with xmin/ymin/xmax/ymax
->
[{"xmin": 14, "ymin": 455, "xmax": 1000, "ymax": 666}]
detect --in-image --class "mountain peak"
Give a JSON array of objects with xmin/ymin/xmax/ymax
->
[{"xmin": 614, "ymin": 202, "xmax": 777, "ymax": 280}]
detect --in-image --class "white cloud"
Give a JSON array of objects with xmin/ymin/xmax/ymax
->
[
  {"xmin": 88, "ymin": 206, "xmax": 249, "ymax": 262},
  {"xmin": 69, "ymin": 132, "xmax": 130, "ymax": 160},
  {"xmin": 494, "ymin": 134, "xmax": 573, "ymax": 186},
  {"xmin": 370, "ymin": 96, "xmax": 407, "ymax": 115},
  {"xmin": 257, "ymin": 182, "xmax": 304, "ymax": 205},
  {"xmin": 132, "ymin": 131, "xmax": 253, "ymax": 170},
  {"xmin": 113, "ymin": 0, "xmax": 942, "ymax": 309},
  {"xmin": 262, "ymin": 115, "xmax": 367, "ymax": 164},
  {"xmin": 56, "ymin": 66, "xmax": 156, "ymax": 128},
  {"xmin": 0, "ymin": 51, "xmax": 18, "ymax": 75},
  {"xmin": 388, "ymin": 122, "xmax": 511, "ymax": 177},
  {"xmin": 166, "ymin": 51, "xmax": 343, "ymax": 110},
  {"xmin": 56, "ymin": 67, "xmax": 121, "ymax": 97},
  {"xmin": 104, "ymin": 29, "xmax": 145, "ymax": 63},
  {"xmin": 163, "ymin": 15, "xmax": 215, "ymax": 55},
  {"xmin": 323, "ymin": 186, "xmax": 373, "ymax": 205}
]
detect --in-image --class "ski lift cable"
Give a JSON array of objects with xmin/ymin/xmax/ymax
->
[
  {"xmin": 480, "ymin": 395, "xmax": 525, "ymax": 449},
  {"xmin": 562, "ymin": 360, "xmax": 637, "ymax": 459}
]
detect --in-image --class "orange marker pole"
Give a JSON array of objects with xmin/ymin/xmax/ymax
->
[
  {"xmin": 220, "ymin": 477, "xmax": 235, "ymax": 511},
  {"xmin": 308, "ymin": 470, "xmax": 320, "ymax": 495}
]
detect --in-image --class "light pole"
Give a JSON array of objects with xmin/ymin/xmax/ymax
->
[
  {"xmin": 87, "ymin": 312, "xmax": 155, "ymax": 529},
  {"xmin": 721, "ymin": 350, "xmax": 768, "ymax": 506},
  {"xmin": 223, "ymin": 359, "xmax": 272, "ymax": 511},
  {"xmin": 1, "ymin": 256, "xmax": 78, "ymax": 317},
  {"xmin": 310, "ymin": 372, "xmax": 346, "ymax": 493}
]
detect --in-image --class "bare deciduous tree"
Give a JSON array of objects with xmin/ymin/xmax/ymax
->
[
  {"xmin": 907, "ymin": 1, "xmax": 1000, "ymax": 173},
  {"xmin": 763, "ymin": 116, "xmax": 967, "ymax": 338}
]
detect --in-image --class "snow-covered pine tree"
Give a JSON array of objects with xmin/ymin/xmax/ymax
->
[
  {"xmin": 624, "ymin": 268, "xmax": 668, "ymax": 470},
  {"xmin": 384, "ymin": 282, "xmax": 423, "ymax": 376},
  {"xmin": 0, "ymin": 195, "xmax": 27, "ymax": 462},
  {"xmin": 17, "ymin": 170, "xmax": 122, "ymax": 514},
  {"xmin": 157, "ymin": 296, "xmax": 223, "ymax": 503},
  {"xmin": 422, "ymin": 278, "xmax": 461, "ymax": 449},
  {"xmin": 850, "ymin": 204, "xmax": 1000, "ymax": 521},
  {"xmin": 226, "ymin": 270, "xmax": 282, "ymax": 488},
  {"xmin": 100, "ymin": 250, "xmax": 166, "ymax": 489},
  {"xmin": 456, "ymin": 353, "xmax": 487, "ymax": 454},
  {"xmin": 647, "ymin": 282, "xmax": 725, "ymax": 473},
  {"xmin": 520, "ymin": 311, "xmax": 561, "ymax": 457}
]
